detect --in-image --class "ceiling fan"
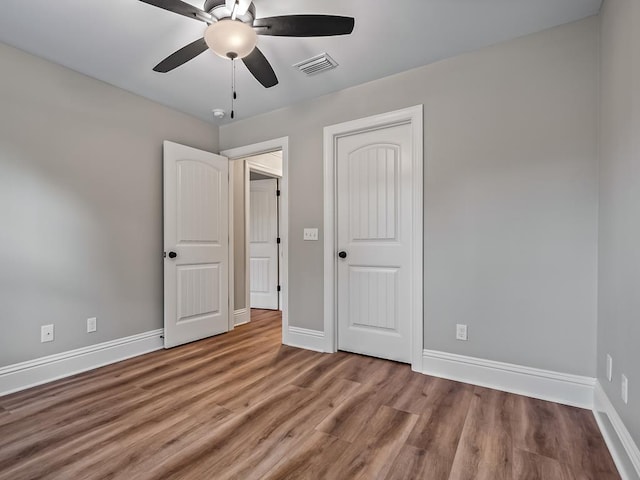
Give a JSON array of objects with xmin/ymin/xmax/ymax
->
[{"xmin": 139, "ymin": 0, "xmax": 355, "ymax": 88}]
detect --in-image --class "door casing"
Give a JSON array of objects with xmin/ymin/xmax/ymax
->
[{"xmin": 323, "ymin": 106, "xmax": 424, "ymax": 372}]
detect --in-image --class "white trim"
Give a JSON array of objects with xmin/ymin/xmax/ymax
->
[
  {"xmin": 287, "ymin": 327, "xmax": 326, "ymax": 353},
  {"xmin": 243, "ymin": 161, "xmax": 251, "ymax": 317},
  {"xmin": 228, "ymin": 157, "xmax": 251, "ymax": 322},
  {"xmin": 221, "ymin": 137, "xmax": 289, "ymax": 346},
  {"xmin": 422, "ymin": 349, "xmax": 596, "ymax": 409},
  {"xmin": 233, "ymin": 308, "xmax": 250, "ymax": 326},
  {"xmin": 247, "ymin": 159, "xmax": 282, "ymax": 178},
  {"xmin": 323, "ymin": 105, "xmax": 424, "ymax": 371},
  {"xmin": 593, "ymin": 381, "xmax": 640, "ymax": 480},
  {"xmin": 0, "ymin": 329, "xmax": 164, "ymax": 397},
  {"xmin": 228, "ymin": 152, "xmax": 235, "ymax": 332}
]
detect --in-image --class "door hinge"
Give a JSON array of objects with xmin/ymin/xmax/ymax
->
[
  {"xmin": 276, "ymin": 189, "xmax": 281, "ymax": 197},
  {"xmin": 277, "ymin": 237, "xmax": 281, "ymax": 244},
  {"xmin": 277, "ymin": 285, "xmax": 281, "ymax": 292}
]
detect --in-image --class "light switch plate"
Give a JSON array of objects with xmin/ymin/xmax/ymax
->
[
  {"xmin": 303, "ymin": 228, "xmax": 319, "ymax": 241},
  {"xmin": 621, "ymin": 374, "xmax": 629, "ymax": 404},
  {"xmin": 606, "ymin": 354, "xmax": 613, "ymax": 382},
  {"xmin": 87, "ymin": 317, "xmax": 97, "ymax": 333},
  {"xmin": 456, "ymin": 324, "xmax": 468, "ymax": 341}
]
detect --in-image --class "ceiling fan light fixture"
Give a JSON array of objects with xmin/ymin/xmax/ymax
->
[{"xmin": 205, "ymin": 19, "xmax": 257, "ymax": 59}]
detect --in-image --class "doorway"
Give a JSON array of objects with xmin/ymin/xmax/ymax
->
[
  {"xmin": 223, "ymin": 138, "xmax": 289, "ymax": 345},
  {"xmin": 323, "ymin": 106, "xmax": 424, "ymax": 371}
]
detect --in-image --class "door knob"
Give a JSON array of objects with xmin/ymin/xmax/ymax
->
[
  {"xmin": 168, "ymin": 251, "xmax": 178, "ymax": 259},
  {"xmin": 338, "ymin": 251, "xmax": 347, "ymax": 259}
]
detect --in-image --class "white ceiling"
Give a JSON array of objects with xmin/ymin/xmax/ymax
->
[{"xmin": 0, "ymin": 0, "xmax": 601, "ymax": 124}]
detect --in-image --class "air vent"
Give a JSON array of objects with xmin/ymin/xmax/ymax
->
[{"xmin": 293, "ymin": 53, "xmax": 338, "ymax": 76}]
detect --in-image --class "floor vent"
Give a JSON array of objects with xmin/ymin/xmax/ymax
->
[{"xmin": 293, "ymin": 53, "xmax": 338, "ymax": 76}]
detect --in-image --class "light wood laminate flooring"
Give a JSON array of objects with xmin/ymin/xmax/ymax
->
[{"xmin": 0, "ymin": 310, "xmax": 619, "ymax": 479}]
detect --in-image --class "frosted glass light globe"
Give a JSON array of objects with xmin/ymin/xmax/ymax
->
[{"xmin": 205, "ymin": 19, "xmax": 257, "ymax": 59}]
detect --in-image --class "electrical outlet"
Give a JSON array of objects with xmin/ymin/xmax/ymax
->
[
  {"xmin": 303, "ymin": 228, "xmax": 318, "ymax": 241},
  {"xmin": 41, "ymin": 324, "xmax": 54, "ymax": 343},
  {"xmin": 456, "ymin": 324, "xmax": 468, "ymax": 341},
  {"xmin": 87, "ymin": 317, "xmax": 97, "ymax": 333},
  {"xmin": 621, "ymin": 374, "xmax": 629, "ymax": 404},
  {"xmin": 606, "ymin": 354, "xmax": 613, "ymax": 382}
]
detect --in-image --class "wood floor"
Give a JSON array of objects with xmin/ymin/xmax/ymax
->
[{"xmin": 0, "ymin": 310, "xmax": 619, "ymax": 480}]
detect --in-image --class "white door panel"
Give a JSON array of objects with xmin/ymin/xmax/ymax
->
[
  {"xmin": 250, "ymin": 179, "xmax": 278, "ymax": 309},
  {"xmin": 250, "ymin": 257, "xmax": 271, "ymax": 293},
  {"xmin": 337, "ymin": 124, "xmax": 413, "ymax": 363},
  {"xmin": 163, "ymin": 141, "xmax": 229, "ymax": 348}
]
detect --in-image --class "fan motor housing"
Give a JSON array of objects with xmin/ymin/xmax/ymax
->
[{"xmin": 204, "ymin": 0, "xmax": 256, "ymax": 23}]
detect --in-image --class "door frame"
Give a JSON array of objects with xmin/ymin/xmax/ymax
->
[
  {"xmin": 222, "ymin": 137, "xmax": 289, "ymax": 345},
  {"xmin": 323, "ymin": 106, "xmax": 424, "ymax": 371}
]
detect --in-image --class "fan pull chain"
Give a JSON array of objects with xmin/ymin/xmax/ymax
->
[{"xmin": 230, "ymin": 59, "xmax": 236, "ymax": 120}]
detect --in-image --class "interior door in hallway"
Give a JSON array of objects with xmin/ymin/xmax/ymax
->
[
  {"xmin": 336, "ymin": 123, "xmax": 414, "ymax": 363},
  {"xmin": 163, "ymin": 141, "xmax": 229, "ymax": 348},
  {"xmin": 250, "ymin": 178, "xmax": 279, "ymax": 310}
]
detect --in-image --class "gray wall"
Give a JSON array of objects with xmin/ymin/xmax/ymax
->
[
  {"xmin": 598, "ymin": 0, "xmax": 640, "ymax": 446},
  {"xmin": 0, "ymin": 42, "xmax": 218, "ymax": 367},
  {"xmin": 232, "ymin": 159, "xmax": 246, "ymax": 310},
  {"xmin": 221, "ymin": 17, "xmax": 599, "ymax": 376}
]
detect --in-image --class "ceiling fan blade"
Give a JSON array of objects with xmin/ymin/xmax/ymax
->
[
  {"xmin": 242, "ymin": 47, "xmax": 278, "ymax": 88},
  {"xmin": 253, "ymin": 15, "xmax": 355, "ymax": 37},
  {"xmin": 138, "ymin": 0, "xmax": 212, "ymax": 23},
  {"xmin": 153, "ymin": 37, "xmax": 209, "ymax": 73}
]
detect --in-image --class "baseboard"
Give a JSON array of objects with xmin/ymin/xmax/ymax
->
[
  {"xmin": 0, "ymin": 329, "xmax": 164, "ymax": 397},
  {"xmin": 422, "ymin": 349, "xmax": 595, "ymax": 409},
  {"xmin": 286, "ymin": 326, "xmax": 325, "ymax": 353},
  {"xmin": 593, "ymin": 381, "xmax": 640, "ymax": 480},
  {"xmin": 234, "ymin": 308, "xmax": 250, "ymax": 326}
]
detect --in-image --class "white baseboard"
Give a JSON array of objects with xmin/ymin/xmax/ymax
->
[
  {"xmin": 286, "ymin": 326, "xmax": 326, "ymax": 353},
  {"xmin": 234, "ymin": 308, "xmax": 250, "ymax": 326},
  {"xmin": 422, "ymin": 349, "xmax": 595, "ymax": 409},
  {"xmin": 3, "ymin": 328, "xmax": 636, "ymax": 479},
  {"xmin": 593, "ymin": 381, "xmax": 640, "ymax": 480},
  {"xmin": 0, "ymin": 329, "xmax": 164, "ymax": 397}
]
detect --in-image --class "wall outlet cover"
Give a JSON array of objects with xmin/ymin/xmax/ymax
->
[{"xmin": 41, "ymin": 324, "xmax": 54, "ymax": 343}]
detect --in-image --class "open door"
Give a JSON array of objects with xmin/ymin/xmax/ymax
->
[
  {"xmin": 249, "ymin": 178, "xmax": 279, "ymax": 309},
  {"xmin": 163, "ymin": 141, "xmax": 229, "ymax": 348}
]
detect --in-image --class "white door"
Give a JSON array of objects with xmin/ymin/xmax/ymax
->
[
  {"xmin": 336, "ymin": 123, "xmax": 413, "ymax": 363},
  {"xmin": 163, "ymin": 141, "xmax": 229, "ymax": 348},
  {"xmin": 249, "ymin": 178, "xmax": 279, "ymax": 309}
]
